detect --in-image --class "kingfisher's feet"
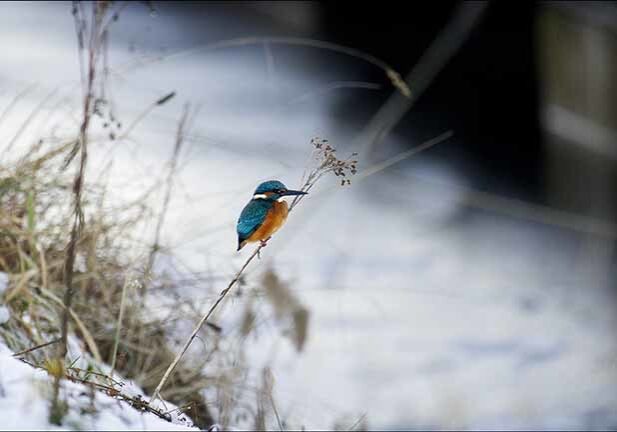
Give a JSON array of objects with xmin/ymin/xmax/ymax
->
[{"xmin": 257, "ymin": 238, "xmax": 271, "ymax": 259}]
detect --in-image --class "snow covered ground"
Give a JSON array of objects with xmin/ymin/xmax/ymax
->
[
  {"xmin": 0, "ymin": 341, "xmax": 197, "ymax": 431},
  {"xmin": 1, "ymin": 2, "xmax": 616, "ymax": 430}
]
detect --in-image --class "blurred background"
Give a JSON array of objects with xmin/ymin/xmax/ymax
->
[{"xmin": 1, "ymin": 0, "xmax": 616, "ymax": 429}]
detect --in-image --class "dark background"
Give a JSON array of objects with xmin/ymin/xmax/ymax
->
[
  {"xmin": 161, "ymin": 1, "xmax": 545, "ymax": 201},
  {"xmin": 320, "ymin": 2, "xmax": 543, "ymax": 202}
]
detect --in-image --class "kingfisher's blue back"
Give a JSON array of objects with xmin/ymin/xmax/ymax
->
[
  {"xmin": 236, "ymin": 199, "xmax": 273, "ymax": 250},
  {"xmin": 236, "ymin": 180, "xmax": 307, "ymax": 251}
]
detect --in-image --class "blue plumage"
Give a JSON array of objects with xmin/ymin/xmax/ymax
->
[
  {"xmin": 254, "ymin": 180, "xmax": 286, "ymax": 195},
  {"xmin": 236, "ymin": 180, "xmax": 307, "ymax": 251},
  {"xmin": 236, "ymin": 198, "xmax": 273, "ymax": 249}
]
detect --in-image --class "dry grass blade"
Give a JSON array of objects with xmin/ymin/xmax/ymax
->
[
  {"xmin": 150, "ymin": 243, "xmax": 263, "ymax": 403},
  {"xmin": 0, "ymin": 83, "xmax": 38, "ymax": 134},
  {"xmin": 114, "ymin": 36, "xmax": 411, "ymax": 98},
  {"xmin": 11, "ymin": 338, "xmax": 60, "ymax": 358},
  {"xmin": 109, "ymin": 270, "xmax": 130, "ymax": 374},
  {"xmin": 143, "ymin": 103, "xmax": 190, "ymax": 297},
  {"xmin": 118, "ymin": 91, "xmax": 176, "ymax": 140},
  {"xmin": 0, "ymin": 3, "xmax": 216, "ymax": 429},
  {"xmin": 39, "ymin": 286, "xmax": 103, "ymax": 363},
  {"xmin": 51, "ymin": 1, "xmax": 111, "ymax": 424},
  {"xmin": 358, "ymin": 2, "xmax": 487, "ymax": 156},
  {"xmin": 262, "ymin": 269, "xmax": 310, "ymax": 352},
  {"xmin": 1, "ymin": 87, "xmax": 60, "ymax": 161}
]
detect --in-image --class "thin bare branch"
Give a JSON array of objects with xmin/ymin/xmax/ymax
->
[
  {"xmin": 12, "ymin": 338, "xmax": 61, "ymax": 358},
  {"xmin": 142, "ymin": 103, "xmax": 189, "ymax": 296},
  {"xmin": 357, "ymin": 1, "xmax": 487, "ymax": 158}
]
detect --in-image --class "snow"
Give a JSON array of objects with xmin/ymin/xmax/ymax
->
[
  {"xmin": 0, "ymin": 343, "xmax": 197, "ymax": 431},
  {"xmin": 0, "ymin": 306, "xmax": 9, "ymax": 325},
  {"xmin": 0, "ymin": 272, "xmax": 8, "ymax": 295}
]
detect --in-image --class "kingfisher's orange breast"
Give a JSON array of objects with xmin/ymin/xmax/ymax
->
[{"xmin": 247, "ymin": 200, "xmax": 289, "ymax": 243}]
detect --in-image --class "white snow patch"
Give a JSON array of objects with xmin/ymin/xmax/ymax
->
[
  {"xmin": 0, "ymin": 272, "xmax": 8, "ymax": 295},
  {"xmin": 0, "ymin": 306, "xmax": 9, "ymax": 325},
  {"xmin": 0, "ymin": 343, "xmax": 197, "ymax": 431}
]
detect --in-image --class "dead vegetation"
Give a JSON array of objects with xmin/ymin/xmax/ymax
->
[
  {"xmin": 1, "ymin": 1, "xmax": 215, "ymax": 428},
  {"xmin": 0, "ymin": 1, "xmax": 368, "ymax": 429},
  {"xmin": 0, "ymin": 40, "xmax": 350, "ymax": 432},
  {"xmin": 0, "ymin": 132, "xmax": 221, "ymax": 426}
]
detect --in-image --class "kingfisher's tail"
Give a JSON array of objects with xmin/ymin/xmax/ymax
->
[{"xmin": 237, "ymin": 239, "xmax": 245, "ymax": 251}]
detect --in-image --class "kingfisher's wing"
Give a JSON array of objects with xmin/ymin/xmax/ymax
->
[{"xmin": 236, "ymin": 199, "xmax": 272, "ymax": 250}]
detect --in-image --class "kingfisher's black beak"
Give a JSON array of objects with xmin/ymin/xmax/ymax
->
[{"xmin": 282, "ymin": 189, "xmax": 307, "ymax": 196}]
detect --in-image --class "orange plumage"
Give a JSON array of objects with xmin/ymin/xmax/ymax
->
[{"xmin": 241, "ymin": 200, "xmax": 288, "ymax": 249}]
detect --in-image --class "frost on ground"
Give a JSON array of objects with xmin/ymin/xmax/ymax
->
[{"xmin": 0, "ymin": 343, "xmax": 197, "ymax": 431}]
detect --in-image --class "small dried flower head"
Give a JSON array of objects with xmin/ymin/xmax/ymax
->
[{"xmin": 308, "ymin": 137, "xmax": 358, "ymax": 186}]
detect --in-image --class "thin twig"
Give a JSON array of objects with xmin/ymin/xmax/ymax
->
[
  {"xmin": 142, "ymin": 103, "xmax": 189, "ymax": 296},
  {"xmin": 65, "ymin": 373, "xmax": 173, "ymax": 422},
  {"xmin": 12, "ymin": 338, "xmax": 61, "ymax": 358},
  {"xmin": 38, "ymin": 286, "xmax": 103, "ymax": 363},
  {"xmin": 114, "ymin": 36, "xmax": 411, "ymax": 98},
  {"xmin": 349, "ymin": 413, "xmax": 367, "ymax": 431},
  {"xmin": 51, "ymin": 2, "xmax": 107, "ymax": 423},
  {"xmin": 110, "ymin": 270, "xmax": 130, "ymax": 374},
  {"xmin": 150, "ymin": 243, "xmax": 264, "ymax": 402},
  {"xmin": 357, "ymin": 1, "xmax": 488, "ymax": 158},
  {"xmin": 0, "ymin": 83, "xmax": 38, "ymax": 131},
  {"xmin": 118, "ymin": 91, "xmax": 176, "ymax": 140},
  {"xmin": 1, "ymin": 87, "xmax": 60, "ymax": 161},
  {"xmin": 269, "ymin": 393, "xmax": 283, "ymax": 432}
]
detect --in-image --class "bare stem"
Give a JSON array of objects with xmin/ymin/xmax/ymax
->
[
  {"xmin": 50, "ymin": 1, "xmax": 107, "ymax": 424},
  {"xmin": 150, "ymin": 243, "xmax": 264, "ymax": 402},
  {"xmin": 142, "ymin": 103, "xmax": 189, "ymax": 297},
  {"xmin": 110, "ymin": 271, "xmax": 130, "ymax": 374},
  {"xmin": 114, "ymin": 36, "xmax": 411, "ymax": 98},
  {"xmin": 12, "ymin": 338, "xmax": 61, "ymax": 358}
]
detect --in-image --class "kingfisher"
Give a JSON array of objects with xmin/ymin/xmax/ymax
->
[{"xmin": 236, "ymin": 180, "xmax": 307, "ymax": 251}]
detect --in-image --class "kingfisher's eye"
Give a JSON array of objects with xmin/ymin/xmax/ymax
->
[{"xmin": 276, "ymin": 189, "xmax": 284, "ymax": 194}]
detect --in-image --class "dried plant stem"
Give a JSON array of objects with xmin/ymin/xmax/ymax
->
[
  {"xmin": 51, "ymin": 1, "xmax": 104, "ymax": 423},
  {"xmin": 150, "ymin": 243, "xmax": 264, "ymax": 402},
  {"xmin": 57, "ymin": 58, "xmax": 92, "ymax": 361},
  {"xmin": 355, "ymin": 131, "xmax": 453, "ymax": 181},
  {"xmin": 118, "ymin": 91, "xmax": 176, "ymax": 140},
  {"xmin": 11, "ymin": 338, "xmax": 61, "ymax": 358},
  {"xmin": 142, "ymin": 103, "xmax": 189, "ymax": 297},
  {"xmin": 0, "ymin": 83, "xmax": 38, "ymax": 133},
  {"xmin": 38, "ymin": 286, "xmax": 103, "ymax": 363},
  {"xmin": 358, "ymin": 2, "xmax": 487, "ymax": 157},
  {"xmin": 115, "ymin": 36, "xmax": 411, "ymax": 98},
  {"xmin": 110, "ymin": 271, "xmax": 130, "ymax": 374},
  {"xmin": 65, "ymin": 373, "xmax": 173, "ymax": 422},
  {"xmin": 269, "ymin": 393, "xmax": 283, "ymax": 432},
  {"xmin": 349, "ymin": 413, "xmax": 367, "ymax": 431},
  {"xmin": 1, "ymin": 87, "xmax": 60, "ymax": 161}
]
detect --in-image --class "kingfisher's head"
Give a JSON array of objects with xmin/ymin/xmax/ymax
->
[{"xmin": 253, "ymin": 180, "xmax": 307, "ymax": 201}]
